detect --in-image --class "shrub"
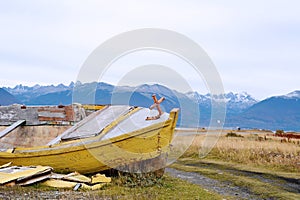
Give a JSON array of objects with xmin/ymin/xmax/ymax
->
[
  {"xmin": 275, "ymin": 130, "xmax": 284, "ymax": 135},
  {"xmin": 226, "ymin": 131, "xmax": 244, "ymax": 138}
]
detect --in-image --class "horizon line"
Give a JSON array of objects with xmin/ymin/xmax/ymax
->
[{"xmin": 1, "ymin": 81, "xmax": 298, "ymax": 101}]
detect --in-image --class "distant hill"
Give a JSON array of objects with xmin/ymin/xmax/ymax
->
[
  {"xmin": 2, "ymin": 82, "xmax": 300, "ymax": 131},
  {"xmin": 0, "ymin": 88, "xmax": 20, "ymax": 106},
  {"xmin": 226, "ymin": 91, "xmax": 300, "ymax": 131},
  {"xmin": 26, "ymin": 90, "xmax": 73, "ymax": 105}
]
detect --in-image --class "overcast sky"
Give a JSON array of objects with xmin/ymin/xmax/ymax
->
[{"xmin": 0, "ymin": 0, "xmax": 299, "ymax": 100}]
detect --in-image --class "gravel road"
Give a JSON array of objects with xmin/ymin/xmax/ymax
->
[{"xmin": 166, "ymin": 168, "xmax": 263, "ymax": 200}]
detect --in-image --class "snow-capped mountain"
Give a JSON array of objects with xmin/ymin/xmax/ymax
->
[
  {"xmin": 186, "ymin": 91, "xmax": 257, "ymax": 113},
  {"xmin": 2, "ymin": 82, "xmax": 300, "ymax": 131},
  {"xmin": 224, "ymin": 92, "xmax": 258, "ymax": 111},
  {"xmin": 228, "ymin": 90, "xmax": 300, "ymax": 131},
  {"xmin": 185, "ymin": 91, "xmax": 209, "ymax": 102},
  {"xmin": 281, "ymin": 90, "xmax": 300, "ymax": 99},
  {"xmin": 4, "ymin": 82, "xmax": 74, "ymax": 101},
  {"xmin": 4, "ymin": 82, "xmax": 258, "ymax": 114}
]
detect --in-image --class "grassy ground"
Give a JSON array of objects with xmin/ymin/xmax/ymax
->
[
  {"xmin": 0, "ymin": 175, "xmax": 221, "ymax": 199},
  {"xmin": 1, "ymin": 129, "xmax": 299, "ymax": 199},
  {"xmin": 100, "ymin": 175, "xmax": 222, "ymax": 199},
  {"xmin": 169, "ymin": 130, "xmax": 300, "ymax": 199}
]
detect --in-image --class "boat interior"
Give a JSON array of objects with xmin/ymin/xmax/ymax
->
[{"xmin": 0, "ymin": 105, "xmax": 170, "ymax": 150}]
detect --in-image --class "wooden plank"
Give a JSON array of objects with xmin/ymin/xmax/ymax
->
[
  {"xmin": 18, "ymin": 173, "xmax": 51, "ymax": 186},
  {"xmin": 0, "ymin": 165, "xmax": 52, "ymax": 185},
  {"xmin": 0, "ymin": 120, "xmax": 25, "ymax": 139},
  {"xmin": 91, "ymin": 173, "xmax": 111, "ymax": 183}
]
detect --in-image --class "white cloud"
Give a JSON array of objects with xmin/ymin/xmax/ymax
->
[{"xmin": 0, "ymin": 0, "xmax": 299, "ymax": 100}]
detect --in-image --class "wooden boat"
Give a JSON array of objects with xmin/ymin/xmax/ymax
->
[{"xmin": 0, "ymin": 105, "xmax": 179, "ymax": 174}]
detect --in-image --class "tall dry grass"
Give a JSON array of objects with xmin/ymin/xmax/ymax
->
[{"xmin": 178, "ymin": 131, "xmax": 300, "ymax": 172}]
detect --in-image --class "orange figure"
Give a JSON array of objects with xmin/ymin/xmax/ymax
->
[{"xmin": 146, "ymin": 94, "xmax": 165, "ymax": 120}]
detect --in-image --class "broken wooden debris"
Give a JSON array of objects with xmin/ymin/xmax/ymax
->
[
  {"xmin": 45, "ymin": 171, "xmax": 110, "ymax": 190},
  {"xmin": 50, "ymin": 172, "xmax": 91, "ymax": 183},
  {"xmin": 0, "ymin": 164, "xmax": 52, "ymax": 186},
  {"xmin": 91, "ymin": 173, "xmax": 112, "ymax": 183},
  {"xmin": 0, "ymin": 162, "xmax": 12, "ymax": 169},
  {"xmin": 42, "ymin": 179, "xmax": 106, "ymax": 190},
  {"xmin": 0, "ymin": 163, "xmax": 111, "ymax": 190}
]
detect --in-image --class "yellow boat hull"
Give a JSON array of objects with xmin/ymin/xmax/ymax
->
[{"xmin": 0, "ymin": 108, "xmax": 179, "ymax": 174}]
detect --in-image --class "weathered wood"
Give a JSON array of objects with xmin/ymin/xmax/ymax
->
[
  {"xmin": 0, "ymin": 120, "xmax": 25, "ymax": 139},
  {"xmin": 0, "ymin": 165, "xmax": 52, "ymax": 185},
  {"xmin": 0, "ymin": 105, "xmax": 86, "ymax": 125}
]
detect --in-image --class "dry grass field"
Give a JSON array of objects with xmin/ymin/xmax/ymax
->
[
  {"xmin": 169, "ymin": 129, "xmax": 300, "ymax": 199},
  {"xmin": 179, "ymin": 130, "xmax": 300, "ymax": 172}
]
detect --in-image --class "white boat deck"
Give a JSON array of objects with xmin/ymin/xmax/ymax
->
[
  {"xmin": 48, "ymin": 105, "xmax": 169, "ymax": 145},
  {"xmin": 101, "ymin": 108, "xmax": 169, "ymax": 141}
]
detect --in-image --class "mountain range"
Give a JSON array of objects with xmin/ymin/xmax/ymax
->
[
  {"xmin": 0, "ymin": 88, "xmax": 21, "ymax": 106},
  {"xmin": 1, "ymin": 82, "xmax": 300, "ymax": 131}
]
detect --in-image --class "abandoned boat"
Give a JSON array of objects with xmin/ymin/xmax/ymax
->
[{"xmin": 0, "ymin": 104, "xmax": 179, "ymax": 174}]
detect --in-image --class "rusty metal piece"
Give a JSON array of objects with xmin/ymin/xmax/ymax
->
[
  {"xmin": 152, "ymin": 94, "xmax": 158, "ymax": 103},
  {"xmin": 146, "ymin": 94, "xmax": 165, "ymax": 120}
]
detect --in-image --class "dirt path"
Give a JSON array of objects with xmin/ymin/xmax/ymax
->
[
  {"xmin": 166, "ymin": 160, "xmax": 300, "ymax": 200},
  {"xmin": 166, "ymin": 168, "xmax": 262, "ymax": 200},
  {"xmin": 223, "ymin": 168, "xmax": 300, "ymax": 194},
  {"xmin": 184, "ymin": 160, "xmax": 300, "ymax": 194}
]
